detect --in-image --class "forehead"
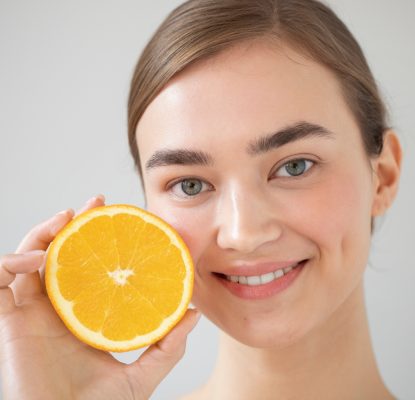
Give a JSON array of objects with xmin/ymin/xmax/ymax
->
[{"xmin": 136, "ymin": 40, "xmax": 353, "ymax": 163}]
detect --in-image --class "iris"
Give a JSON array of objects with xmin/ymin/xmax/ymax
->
[
  {"xmin": 181, "ymin": 179, "xmax": 203, "ymax": 196},
  {"xmin": 284, "ymin": 159, "xmax": 307, "ymax": 176}
]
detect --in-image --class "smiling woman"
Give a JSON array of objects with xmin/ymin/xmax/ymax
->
[
  {"xmin": 128, "ymin": 0, "xmax": 402, "ymax": 399},
  {"xmin": 0, "ymin": 0, "xmax": 407, "ymax": 399}
]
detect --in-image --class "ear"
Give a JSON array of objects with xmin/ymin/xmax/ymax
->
[{"xmin": 371, "ymin": 130, "xmax": 403, "ymax": 217}]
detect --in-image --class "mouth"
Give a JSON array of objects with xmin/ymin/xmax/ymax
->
[
  {"xmin": 212, "ymin": 259, "xmax": 308, "ymax": 286},
  {"xmin": 212, "ymin": 259, "xmax": 309, "ymax": 300}
]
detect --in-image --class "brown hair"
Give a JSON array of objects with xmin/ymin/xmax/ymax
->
[{"xmin": 127, "ymin": 0, "xmax": 389, "ymax": 215}]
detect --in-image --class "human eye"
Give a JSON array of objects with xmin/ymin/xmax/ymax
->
[
  {"xmin": 167, "ymin": 177, "xmax": 213, "ymax": 198},
  {"xmin": 272, "ymin": 158, "xmax": 316, "ymax": 178}
]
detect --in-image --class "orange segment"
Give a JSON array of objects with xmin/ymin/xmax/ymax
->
[
  {"xmin": 78, "ymin": 215, "xmax": 120, "ymax": 270},
  {"xmin": 45, "ymin": 204, "xmax": 194, "ymax": 352},
  {"xmin": 56, "ymin": 256, "xmax": 107, "ymax": 301}
]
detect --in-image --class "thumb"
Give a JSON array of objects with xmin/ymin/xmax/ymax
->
[{"xmin": 125, "ymin": 308, "xmax": 201, "ymax": 398}]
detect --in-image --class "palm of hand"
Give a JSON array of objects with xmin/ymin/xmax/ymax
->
[
  {"xmin": 0, "ymin": 294, "xmax": 146, "ymax": 400},
  {"xmin": 1, "ymin": 197, "xmax": 198, "ymax": 400}
]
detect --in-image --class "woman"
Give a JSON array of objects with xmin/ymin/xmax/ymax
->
[{"xmin": 0, "ymin": 0, "xmax": 402, "ymax": 399}]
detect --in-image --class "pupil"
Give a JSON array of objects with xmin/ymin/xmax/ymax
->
[
  {"xmin": 181, "ymin": 179, "xmax": 202, "ymax": 195},
  {"xmin": 285, "ymin": 160, "xmax": 306, "ymax": 176}
]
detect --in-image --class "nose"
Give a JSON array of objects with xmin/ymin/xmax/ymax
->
[{"xmin": 215, "ymin": 183, "xmax": 283, "ymax": 254}]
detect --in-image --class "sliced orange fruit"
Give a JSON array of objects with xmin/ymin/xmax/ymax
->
[{"xmin": 45, "ymin": 204, "xmax": 194, "ymax": 352}]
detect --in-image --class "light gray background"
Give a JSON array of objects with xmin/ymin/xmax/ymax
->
[{"xmin": 1, "ymin": 1, "xmax": 414, "ymax": 399}]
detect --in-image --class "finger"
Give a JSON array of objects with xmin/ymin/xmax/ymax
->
[
  {"xmin": 0, "ymin": 251, "xmax": 45, "ymax": 314},
  {"xmin": 126, "ymin": 309, "xmax": 201, "ymax": 398},
  {"xmin": 0, "ymin": 251, "xmax": 46, "ymax": 288},
  {"xmin": 11, "ymin": 194, "xmax": 105, "ymax": 303},
  {"xmin": 16, "ymin": 209, "xmax": 75, "ymax": 254},
  {"xmin": 11, "ymin": 209, "xmax": 75, "ymax": 303},
  {"xmin": 74, "ymin": 194, "xmax": 105, "ymax": 217},
  {"xmin": 37, "ymin": 195, "xmax": 106, "ymax": 295}
]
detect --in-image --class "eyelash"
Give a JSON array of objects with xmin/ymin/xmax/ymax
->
[
  {"xmin": 167, "ymin": 158, "xmax": 317, "ymax": 199},
  {"xmin": 167, "ymin": 177, "xmax": 214, "ymax": 199},
  {"xmin": 271, "ymin": 158, "xmax": 315, "ymax": 179}
]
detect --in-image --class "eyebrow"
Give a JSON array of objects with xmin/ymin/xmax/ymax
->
[
  {"xmin": 145, "ymin": 148, "xmax": 213, "ymax": 171},
  {"xmin": 145, "ymin": 121, "xmax": 334, "ymax": 171},
  {"xmin": 247, "ymin": 121, "xmax": 334, "ymax": 155}
]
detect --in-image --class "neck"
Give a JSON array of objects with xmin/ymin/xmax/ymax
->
[{"xmin": 200, "ymin": 282, "xmax": 394, "ymax": 400}]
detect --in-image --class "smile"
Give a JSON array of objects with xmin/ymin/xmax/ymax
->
[
  {"xmin": 213, "ymin": 260, "xmax": 309, "ymax": 300},
  {"xmin": 224, "ymin": 262, "xmax": 301, "ymax": 286}
]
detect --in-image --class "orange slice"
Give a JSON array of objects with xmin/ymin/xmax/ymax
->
[{"xmin": 45, "ymin": 204, "xmax": 194, "ymax": 352}]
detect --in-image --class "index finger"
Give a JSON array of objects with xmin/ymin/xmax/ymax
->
[
  {"xmin": 16, "ymin": 193, "xmax": 106, "ymax": 254},
  {"xmin": 11, "ymin": 195, "xmax": 105, "ymax": 302},
  {"xmin": 15, "ymin": 209, "xmax": 75, "ymax": 254}
]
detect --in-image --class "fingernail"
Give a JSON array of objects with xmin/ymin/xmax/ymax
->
[
  {"xmin": 56, "ymin": 208, "xmax": 74, "ymax": 217},
  {"xmin": 86, "ymin": 194, "xmax": 105, "ymax": 204}
]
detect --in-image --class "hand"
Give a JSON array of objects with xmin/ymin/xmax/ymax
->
[{"xmin": 0, "ymin": 196, "xmax": 200, "ymax": 400}]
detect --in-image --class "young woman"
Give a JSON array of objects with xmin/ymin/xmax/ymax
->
[{"xmin": 0, "ymin": 1, "xmax": 402, "ymax": 399}]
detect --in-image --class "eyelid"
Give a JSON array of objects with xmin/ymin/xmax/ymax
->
[
  {"xmin": 167, "ymin": 177, "xmax": 213, "ymax": 199},
  {"xmin": 271, "ymin": 156, "xmax": 319, "ymax": 179}
]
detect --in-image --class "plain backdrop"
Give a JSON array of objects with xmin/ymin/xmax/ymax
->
[{"xmin": 1, "ymin": 1, "xmax": 414, "ymax": 399}]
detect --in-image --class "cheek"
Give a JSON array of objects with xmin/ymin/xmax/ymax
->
[
  {"xmin": 291, "ymin": 170, "xmax": 373, "ymax": 266},
  {"xmin": 147, "ymin": 205, "xmax": 211, "ymax": 264}
]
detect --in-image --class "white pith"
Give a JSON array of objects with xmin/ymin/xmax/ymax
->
[
  {"xmin": 46, "ymin": 205, "xmax": 194, "ymax": 352},
  {"xmin": 107, "ymin": 268, "xmax": 135, "ymax": 285},
  {"xmin": 225, "ymin": 262, "xmax": 300, "ymax": 286}
]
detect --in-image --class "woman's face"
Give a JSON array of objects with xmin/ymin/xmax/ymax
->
[{"xmin": 135, "ymin": 40, "xmax": 378, "ymax": 348}]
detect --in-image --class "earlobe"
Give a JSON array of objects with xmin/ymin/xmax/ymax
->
[{"xmin": 371, "ymin": 130, "xmax": 403, "ymax": 217}]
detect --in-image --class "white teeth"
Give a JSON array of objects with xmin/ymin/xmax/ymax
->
[
  {"xmin": 283, "ymin": 265, "xmax": 293, "ymax": 274},
  {"xmin": 260, "ymin": 272, "xmax": 275, "ymax": 284},
  {"xmin": 225, "ymin": 262, "xmax": 300, "ymax": 286},
  {"xmin": 239, "ymin": 276, "xmax": 248, "ymax": 285},
  {"xmin": 274, "ymin": 269, "xmax": 284, "ymax": 279},
  {"xmin": 246, "ymin": 275, "xmax": 261, "ymax": 286}
]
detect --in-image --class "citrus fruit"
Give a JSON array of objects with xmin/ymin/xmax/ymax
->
[{"xmin": 45, "ymin": 204, "xmax": 194, "ymax": 352}]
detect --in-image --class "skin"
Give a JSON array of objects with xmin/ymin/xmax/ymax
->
[
  {"xmin": 0, "ymin": 196, "xmax": 201, "ymax": 400},
  {"xmin": 136, "ymin": 39, "xmax": 402, "ymax": 399},
  {"xmin": 0, "ymin": 39, "xmax": 401, "ymax": 400}
]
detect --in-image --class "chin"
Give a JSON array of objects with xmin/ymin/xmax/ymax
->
[{"xmin": 210, "ymin": 310, "xmax": 312, "ymax": 350}]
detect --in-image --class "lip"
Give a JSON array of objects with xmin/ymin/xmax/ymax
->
[
  {"xmin": 213, "ymin": 259, "xmax": 307, "ymax": 277},
  {"xmin": 213, "ymin": 259, "xmax": 308, "ymax": 300}
]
